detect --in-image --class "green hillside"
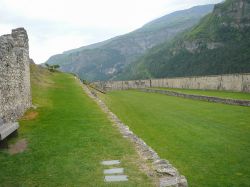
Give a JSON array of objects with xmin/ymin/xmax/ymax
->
[
  {"xmin": 118, "ymin": 0, "xmax": 250, "ymax": 80},
  {"xmin": 45, "ymin": 5, "xmax": 214, "ymax": 81}
]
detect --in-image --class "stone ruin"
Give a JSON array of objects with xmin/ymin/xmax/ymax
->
[{"xmin": 0, "ymin": 28, "xmax": 31, "ymax": 140}]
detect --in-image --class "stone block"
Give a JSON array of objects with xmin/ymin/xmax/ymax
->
[
  {"xmin": 104, "ymin": 175, "xmax": 128, "ymax": 182},
  {"xmin": 101, "ymin": 160, "xmax": 120, "ymax": 166},
  {"xmin": 0, "ymin": 122, "xmax": 19, "ymax": 140},
  {"xmin": 104, "ymin": 168, "xmax": 124, "ymax": 174}
]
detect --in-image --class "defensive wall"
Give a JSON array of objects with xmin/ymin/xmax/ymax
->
[
  {"xmin": 0, "ymin": 28, "xmax": 31, "ymax": 140},
  {"xmin": 92, "ymin": 73, "xmax": 250, "ymax": 92}
]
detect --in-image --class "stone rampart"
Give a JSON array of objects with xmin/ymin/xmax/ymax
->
[
  {"xmin": 93, "ymin": 73, "xmax": 250, "ymax": 92},
  {"xmin": 0, "ymin": 28, "xmax": 31, "ymax": 138}
]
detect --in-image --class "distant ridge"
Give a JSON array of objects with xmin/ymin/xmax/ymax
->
[
  {"xmin": 45, "ymin": 4, "xmax": 214, "ymax": 81},
  {"xmin": 117, "ymin": 0, "xmax": 250, "ymax": 80}
]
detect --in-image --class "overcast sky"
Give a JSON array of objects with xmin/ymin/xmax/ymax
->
[{"xmin": 0, "ymin": 0, "xmax": 223, "ymax": 64}]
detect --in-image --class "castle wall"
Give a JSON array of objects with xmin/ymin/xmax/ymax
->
[
  {"xmin": 0, "ymin": 28, "xmax": 31, "ymax": 125},
  {"xmin": 93, "ymin": 73, "xmax": 250, "ymax": 92}
]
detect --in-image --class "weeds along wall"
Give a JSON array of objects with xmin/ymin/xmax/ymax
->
[
  {"xmin": 0, "ymin": 28, "xmax": 31, "ymax": 124},
  {"xmin": 93, "ymin": 73, "xmax": 250, "ymax": 92}
]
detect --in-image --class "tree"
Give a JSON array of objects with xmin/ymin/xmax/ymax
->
[{"xmin": 45, "ymin": 63, "xmax": 60, "ymax": 72}]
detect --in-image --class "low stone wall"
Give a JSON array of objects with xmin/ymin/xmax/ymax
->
[
  {"xmin": 0, "ymin": 28, "xmax": 31, "ymax": 139},
  {"xmin": 139, "ymin": 88, "xmax": 250, "ymax": 107},
  {"xmin": 83, "ymin": 83, "xmax": 188, "ymax": 187},
  {"xmin": 93, "ymin": 73, "xmax": 250, "ymax": 93}
]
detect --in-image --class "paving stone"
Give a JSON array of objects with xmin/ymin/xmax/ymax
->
[
  {"xmin": 101, "ymin": 160, "xmax": 120, "ymax": 166},
  {"xmin": 104, "ymin": 175, "xmax": 128, "ymax": 182},
  {"xmin": 104, "ymin": 168, "xmax": 124, "ymax": 175}
]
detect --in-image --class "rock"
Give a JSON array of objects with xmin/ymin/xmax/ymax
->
[
  {"xmin": 178, "ymin": 175, "xmax": 188, "ymax": 187},
  {"xmin": 154, "ymin": 159, "xmax": 170, "ymax": 165},
  {"xmin": 160, "ymin": 175, "xmax": 188, "ymax": 187},
  {"xmin": 155, "ymin": 165, "xmax": 178, "ymax": 176},
  {"xmin": 160, "ymin": 177, "xmax": 179, "ymax": 187}
]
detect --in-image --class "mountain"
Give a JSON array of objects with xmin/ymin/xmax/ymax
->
[
  {"xmin": 45, "ymin": 4, "xmax": 214, "ymax": 81},
  {"xmin": 117, "ymin": 0, "xmax": 250, "ymax": 80}
]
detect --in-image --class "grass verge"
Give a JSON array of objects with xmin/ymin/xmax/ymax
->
[
  {"xmin": 0, "ymin": 66, "xmax": 152, "ymax": 187},
  {"xmin": 150, "ymin": 87, "xmax": 250, "ymax": 100},
  {"xmin": 102, "ymin": 90, "xmax": 250, "ymax": 187}
]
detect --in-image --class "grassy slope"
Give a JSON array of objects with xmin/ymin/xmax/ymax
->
[
  {"xmin": 102, "ymin": 90, "xmax": 250, "ymax": 187},
  {"xmin": 0, "ymin": 65, "xmax": 152, "ymax": 186},
  {"xmin": 150, "ymin": 87, "xmax": 250, "ymax": 100}
]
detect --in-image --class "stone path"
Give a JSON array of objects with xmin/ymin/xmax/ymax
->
[{"xmin": 101, "ymin": 160, "xmax": 128, "ymax": 182}]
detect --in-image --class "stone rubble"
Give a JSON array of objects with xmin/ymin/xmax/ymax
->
[{"xmin": 83, "ymin": 83, "xmax": 188, "ymax": 187}]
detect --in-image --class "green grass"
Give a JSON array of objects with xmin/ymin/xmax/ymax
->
[
  {"xmin": 0, "ymin": 70, "xmax": 152, "ymax": 187},
  {"xmin": 102, "ymin": 90, "xmax": 250, "ymax": 187},
  {"xmin": 150, "ymin": 87, "xmax": 250, "ymax": 100}
]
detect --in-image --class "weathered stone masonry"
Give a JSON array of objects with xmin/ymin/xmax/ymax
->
[
  {"xmin": 93, "ymin": 73, "xmax": 250, "ymax": 92},
  {"xmin": 0, "ymin": 28, "xmax": 31, "ymax": 140},
  {"xmin": 138, "ymin": 88, "xmax": 250, "ymax": 107}
]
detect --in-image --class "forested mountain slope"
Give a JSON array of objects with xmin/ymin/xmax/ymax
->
[
  {"xmin": 45, "ymin": 5, "xmax": 214, "ymax": 81},
  {"xmin": 117, "ymin": 0, "xmax": 250, "ymax": 80}
]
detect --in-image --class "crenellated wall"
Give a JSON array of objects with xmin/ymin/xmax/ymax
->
[
  {"xmin": 92, "ymin": 73, "xmax": 250, "ymax": 92},
  {"xmin": 0, "ymin": 28, "xmax": 31, "ymax": 126}
]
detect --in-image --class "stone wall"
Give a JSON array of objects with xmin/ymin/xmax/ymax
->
[
  {"xmin": 84, "ymin": 84, "xmax": 188, "ymax": 187},
  {"xmin": 0, "ymin": 28, "xmax": 31, "ymax": 125},
  {"xmin": 139, "ymin": 88, "xmax": 250, "ymax": 106},
  {"xmin": 93, "ymin": 73, "xmax": 250, "ymax": 92}
]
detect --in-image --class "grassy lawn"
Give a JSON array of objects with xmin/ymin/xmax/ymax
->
[
  {"xmin": 0, "ymin": 67, "xmax": 152, "ymax": 186},
  {"xmin": 149, "ymin": 87, "xmax": 250, "ymax": 100},
  {"xmin": 102, "ymin": 90, "xmax": 250, "ymax": 187}
]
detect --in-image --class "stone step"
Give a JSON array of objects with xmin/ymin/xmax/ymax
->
[
  {"xmin": 104, "ymin": 168, "xmax": 124, "ymax": 175},
  {"xmin": 0, "ymin": 122, "xmax": 19, "ymax": 140},
  {"xmin": 104, "ymin": 175, "xmax": 128, "ymax": 182},
  {"xmin": 101, "ymin": 160, "xmax": 120, "ymax": 166}
]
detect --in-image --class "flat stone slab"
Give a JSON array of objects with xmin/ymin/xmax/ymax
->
[
  {"xmin": 0, "ymin": 122, "xmax": 19, "ymax": 140},
  {"xmin": 104, "ymin": 175, "xmax": 128, "ymax": 182},
  {"xmin": 104, "ymin": 168, "xmax": 124, "ymax": 175},
  {"xmin": 101, "ymin": 160, "xmax": 120, "ymax": 166}
]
